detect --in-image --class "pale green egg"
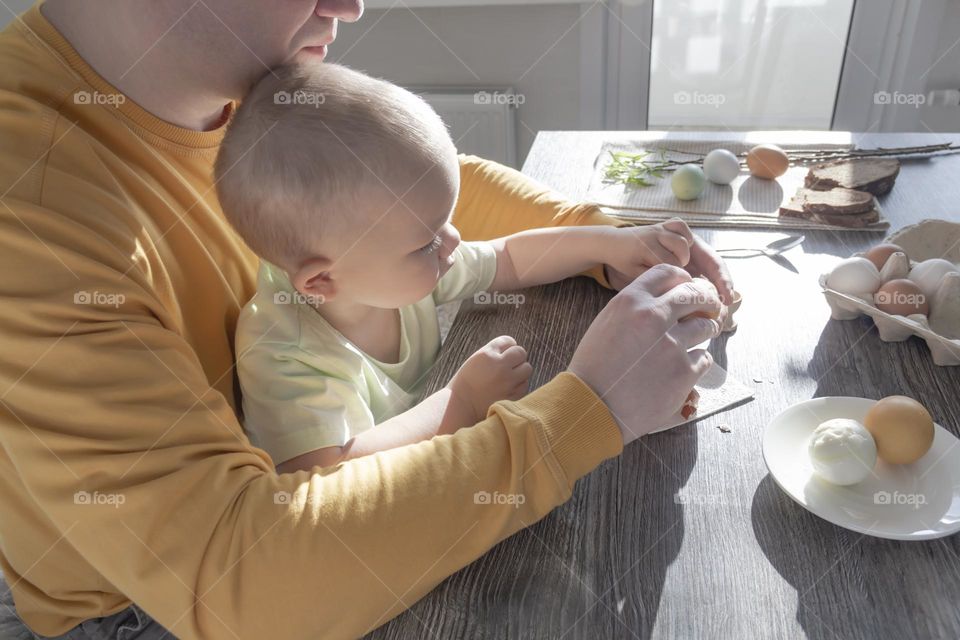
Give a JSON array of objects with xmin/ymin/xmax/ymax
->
[{"xmin": 671, "ymin": 164, "xmax": 706, "ymax": 201}]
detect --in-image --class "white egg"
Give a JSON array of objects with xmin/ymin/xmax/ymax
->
[
  {"xmin": 908, "ymin": 258, "xmax": 959, "ymax": 299},
  {"xmin": 808, "ymin": 418, "xmax": 877, "ymax": 486},
  {"xmin": 703, "ymin": 149, "xmax": 740, "ymax": 185},
  {"xmin": 826, "ymin": 257, "xmax": 882, "ymax": 294}
]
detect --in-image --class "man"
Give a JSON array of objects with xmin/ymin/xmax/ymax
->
[{"xmin": 0, "ymin": 1, "xmax": 732, "ymax": 638}]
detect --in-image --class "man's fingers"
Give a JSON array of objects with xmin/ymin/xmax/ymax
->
[
  {"xmin": 624, "ymin": 263, "xmax": 692, "ymax": 299},
  {"xmin": 669, "ymin": 316, "xmax": 720, "ymax": 348},
  {"xmin": 687, "ymin": 348, "xmax": 714, "ymax": 377},
  {"xmin": 662, "ymin": 279, "xmax": 723, "ymax": 324},
  {"xmin": 688, "ymin": 237, "xmax": 735, "ymax": 305}
]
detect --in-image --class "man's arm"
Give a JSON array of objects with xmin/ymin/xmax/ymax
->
[
  {"xmin": 453, "ymin": 155, "xmax": 625, "ymax": 288},
  {"xmin": 0, "ymin": 204, "xmax": 622, "ymax": 639}
]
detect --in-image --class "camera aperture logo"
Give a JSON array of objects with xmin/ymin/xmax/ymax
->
[
  {"xmin": 274, "ymin": 290, "xmax": 325, "ymax": 306},
  {"xmin": 474, "ymin": 291, "xmax": 525, "ymax": 308},
  {"xmin": 874, "ymin": 289, "xmax": 926, "ymax": 311},
  {"xmin": 874, "ymin": 91, "xmax": 926, "ymax": 108},
  {"xmin": 74, "ymin": 490, "xmax": 125, "ymax": 508},
  {"xmin": 274, "ymin": 90, "xmax": 326, "ymax": 108},
  {"xmin": 474, "ymin": 490, "xmax": 525, "ymax": 508},
  {"xmin": 74, "ymin": 90, "xmax": 126, "ymax": 107},
  {"xmin": 673, "ymin": 90, "xmax": 726, "ymax": 108},
  {"xmin": 74, "ymin": 290, "xmax": 125, "ymax": 308},
  {"xmin": 474, "ymin": 90, "xmax": 525, "ymax": 107},
  {"xmin": 874, "ymin": 490, "xmax": 927, "ymax": 506}
]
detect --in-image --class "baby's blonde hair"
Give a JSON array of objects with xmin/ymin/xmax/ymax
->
[{"xmin": 215, "ymin": 62, "xmax": 455, "ymax": 270}]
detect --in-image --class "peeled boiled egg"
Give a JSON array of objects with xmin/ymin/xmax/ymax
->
[
  {"xmin": 875, "ymin": 278, "xmax": 929, "ymax": 316},
  {"xmin": 808, "ymin": 418, "xmax": 877, "ymax": 485},
  {"xmin": 863, "ymin": 243, "xmax": 906, "ymax": 271},
  {"xmin": 703, "ymin": 149, "xmax": 740, "ymax": 185},
  {"xmin": 671, "ymin": 164, "xmax": 706, "ymax": 200},
  {"xmin": 863, "ymin": 396, "xmax": 934, "ymax": 465},
  {"xmin": 746, "ymin": 144, "xmax": 789, "ymax": 180},
  {"xmin": 826, "ymin": 257, "xmax": 882, "ymax": 295},
  {"xmin": 908, "ymin": 258, "xmax": 959, "ymax": 299}
]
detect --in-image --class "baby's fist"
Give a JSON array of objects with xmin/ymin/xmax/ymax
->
[{"xmin": 449, "ymin": 336, "xmax": 533, "ymax": 423}]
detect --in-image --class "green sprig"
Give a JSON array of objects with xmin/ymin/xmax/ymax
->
[{"xmin": 602, "ymin": 150, "xmax": 677, "ymax": 187}]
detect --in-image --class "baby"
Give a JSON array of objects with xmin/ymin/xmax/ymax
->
[{"xmin": 216, "ymin": 62, "xmax": 695, "ymax": 472}]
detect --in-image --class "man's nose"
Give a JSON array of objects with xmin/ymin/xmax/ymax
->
[{"xmin": 316, "ymin": 0, "xmax": 363, "ymax": 22}]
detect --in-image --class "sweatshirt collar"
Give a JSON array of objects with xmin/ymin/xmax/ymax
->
[{"xmin": 18, "ymin": 2, "xmax": 234, "ymax": 150}]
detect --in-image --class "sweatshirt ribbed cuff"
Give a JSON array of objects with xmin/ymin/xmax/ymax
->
[{"xmin": 500, "ymin": 372, "xmax": 623, "ymax": 486}]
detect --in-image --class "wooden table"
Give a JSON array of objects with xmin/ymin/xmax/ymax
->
[{"xmin": 369, "ymin": 132, "xmax": 960, "ymax": 639}]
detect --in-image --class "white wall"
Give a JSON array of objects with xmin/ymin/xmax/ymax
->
[
  {"xmin": 921, "ymin": 1, "xmax": 960, "ymax": 132},
  {"xmin": 331, "ymin": 4, "xmax": 584, "ymax": 162}
]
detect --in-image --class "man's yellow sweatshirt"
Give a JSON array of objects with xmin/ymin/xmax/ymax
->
[{"xmin": 0, "ymin": 4, "xmax": 623, "ymax": 638}]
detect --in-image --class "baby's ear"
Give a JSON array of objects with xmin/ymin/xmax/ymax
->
[{"xmin": 291, "ymin": 257, "xmax": 336, "ymax": 302}]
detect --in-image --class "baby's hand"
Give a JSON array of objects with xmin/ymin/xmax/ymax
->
[
  {"xmin": 447, "ymin": 336, "xmax": 533, "ymax": 425},
  {"xmin": 605, "ymin": 218, "xmax": 694, "ymax": 289}
]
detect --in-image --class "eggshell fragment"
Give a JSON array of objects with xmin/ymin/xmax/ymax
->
[
  {"xmin": 863, "ymin": 396, "xmax": 934, "ymax": 465},
  {"xmin": 746, "ymin": 144, "xmax": 789, "ymax": 180}
]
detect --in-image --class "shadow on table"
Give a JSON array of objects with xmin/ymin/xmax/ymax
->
[
  {"xmin": 573, "ymin": 417, "xmax": 700, "ymax": 639},
  {"xmin": 751, "ymin": 474, "xmax": 960, "ymax": 640}
]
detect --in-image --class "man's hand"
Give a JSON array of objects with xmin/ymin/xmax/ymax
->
[
  {"xmin": 604, "ymin": 218, "xmax": 735, "ymax": 305},
  {"xmin": 569, "ymin": 264, "xmax": 722, "ymax": 444},
  {"xmin": 447, "ymin": 336, "xmax": 533, "ymax": 427}
]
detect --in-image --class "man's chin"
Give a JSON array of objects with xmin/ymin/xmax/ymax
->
[{"xmin": 295, "ymin": 45, "xmax": 328, "ymax": 62}]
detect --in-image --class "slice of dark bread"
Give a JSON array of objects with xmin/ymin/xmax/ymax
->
[
  {"xmin": 804, "ymin": 158, "xmax": 900, "ymax": 196},
  {"xmin": 812, "ymin": 209, "xmax": 880, "ymax": 228},
  {"xmin": 799, "ymin": 187, "xmax": 874, "ymax": 215},
  {"xmin": 779, "ymin": 188, "xmax": 879, "ymax": 228}
]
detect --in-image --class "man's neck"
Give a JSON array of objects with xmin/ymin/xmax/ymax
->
[{"xmin": 41, "ymin": 0, "xmax": 232, "ymax": 131}]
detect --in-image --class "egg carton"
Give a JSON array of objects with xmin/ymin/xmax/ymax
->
[{"xmin": 819, "ymin": 219, "xmax": 960, "ymax": 366}]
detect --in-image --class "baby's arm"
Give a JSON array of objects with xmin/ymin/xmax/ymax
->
[
  {"xmin": 276, "ymin": 336, "xmax": 532, "ymax": 473},
  {"xmin": 276, "ymin": 387, "xmax": 472, "ymax": 472},
  {"xmin": 488, "ymin": 219, "xmax": 694, "ymax": 292}
]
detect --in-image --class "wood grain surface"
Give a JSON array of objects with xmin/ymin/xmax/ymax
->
[{"xmin": 366, "ymin": 132, "xmax": 960, "ymax": 640}]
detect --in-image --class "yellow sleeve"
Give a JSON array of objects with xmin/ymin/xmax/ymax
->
[
  {"xmin": 453, "ymin": 154, "xmax": 626, "ymax": 288},
  {"xmin": 0, "ymin": 201, "xmax": 623, "ymax": 639}
]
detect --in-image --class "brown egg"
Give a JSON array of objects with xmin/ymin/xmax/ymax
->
[
  {"xmin": 875, "ymin": 279, "xmax": 929, "ymax": 316},
  {"xmin": 864, "ymin": 243, "xmax": 907, "ymax": 271},
  {"xmin": 863, "ymin": 396, "xmax": 934, "ymax": 464},
  {"xmin": 746, "ymin": 144, "xmax": 789, "ymax": 179}
]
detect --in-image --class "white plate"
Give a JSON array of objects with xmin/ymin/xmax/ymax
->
[{"xmin": 762, "ymin": 397, "xmax": 960, "ymax": 541}]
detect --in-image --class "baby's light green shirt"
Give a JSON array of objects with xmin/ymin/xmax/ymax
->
[{"xmin": 236, "ymin": 241, "xmax": 498, "ymax": 465}]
